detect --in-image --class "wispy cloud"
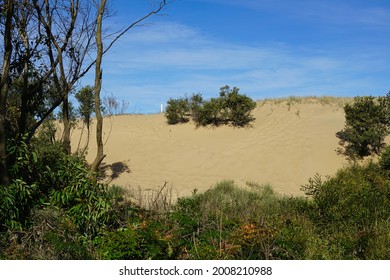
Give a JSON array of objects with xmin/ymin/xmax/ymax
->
[{"xmin": 85, "ymin": 19, "xmax": 390, "ymax": 113}]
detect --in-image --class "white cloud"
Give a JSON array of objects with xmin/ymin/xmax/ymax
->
[{"xmin": 94, "ymin": 20, "xmax": 390, "ymax": 113}]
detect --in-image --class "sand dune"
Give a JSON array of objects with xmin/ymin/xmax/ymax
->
[{"xmin": 67, "ymin": 97, "xmax": 350, "ymax": 197}]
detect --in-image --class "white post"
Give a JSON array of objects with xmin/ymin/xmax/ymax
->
[{"xmin": 160, "ymin": 104, "xmax": 163, "ymax": 113}]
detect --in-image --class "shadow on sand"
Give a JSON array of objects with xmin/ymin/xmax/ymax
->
[{"xmin": 99, "ymin": 161, "xmax": 131, "ymax": 183}]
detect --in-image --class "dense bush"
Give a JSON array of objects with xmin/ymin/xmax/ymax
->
[
  {"xmin": 95, "ymin": 220, "xmax": 175, "ymax": 260},
  {"xmin": 3, "ymin": 129, "xmax": 390, "ymax": 259},
  {"xmin": 301, "ymin": 162, "xmax": 390, "ymax": 259},
  {"xmin": 47, "ymin": 155, "xmax": 116, "ymax": 236},
  {"xmin": 165, "ymin": 85, "xmax": 256, "ymax": 127},
  {"xmin": 167, "ymin": 169, "xmax": 390, "ymax": 260},
  {"xmin": 220, "ymin": 85, "xmax": 257, "ymax": 127},
  {"xmin": 195, "ymin": 97, "xmax": 226, "ymax": 126},
  {"xmin": 170, "ymin": 181, "xmax": 318, "ymax": 260},
  {"xmin": 1, "ymin": 138, "xmax": 41, "ymax": 231},
  {"xmin": 1, "ymin": 208, "xmax": 93, "ymax": 260},
  {"xmin": 379, "ymin": 146, "xmax": 390, "ymax": 171},
  {"xmin": 0, "ymin": 138, "xmax": 121, "ymax": 258},
  {"xmin": 3, "ymin": 161, "xmax": 390, "ymax": 259},
  {"xmin": 336, "ymin": 94, "xmax": 390, "ymax": 160},
  {"xmin": 188, "ymin": 93, "xmax": 204, "ymax": 122},
  {"xmin": 165, "ymin": 97, "xmax": 190, "ymax": 124}
]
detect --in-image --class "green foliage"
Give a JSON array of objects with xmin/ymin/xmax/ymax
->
[
  {"xmin": 5, "ymin": 69, "xmax": 57, "ymax": 139},
  {"xmin": 336, "ymin": 94, "xmax": 390, "ymax": 159},
  {"xmin": 165, "ymin": 85, "xmax": 256, "ymax": 127},
  {"xmin": 0, "ymin": 179, "xmax": 38, "ymax": 231},
  {"xmin": 1, "ymin": 137, "xmax": 117, "ymax": 236},
  {"xmin": 301, "ymin": 162, "xmax": 390, "ymax": 259},
  {"xmin": 379, "ymin": 146, "xmax": 390, "ymax": 171},
  {"xmin": 188, "ymin": 93, "xmax": 204, "ymax": 122},
  {"xmin": 171, "ymin": 181, "xmax": 290, "ymax": 259},
  {"xmin": 1, "ymin": 138, "xmax": 40, "ymax": 230},
  {"xmin": 196, "ymin": 97, "xmax": 225, "ymax": 126},
  {"xmin": 165, "ymin": 97, "xmax": 190, "ymax": 124},
  {"xmin": 75, "ymin": 85, "xmax": 95, "ymax": 128},
  {"xmin": 169, "ymin": 172, "xmax": 390, "ymax": 260},
  {"xmin": 95, "ymin": 221, "xmax": 174, "ymax": 260},
  {"xmin": 57, "ymin": 99, "xmax": 78, "ymax": 128},
  {"xmin": 36, "ymin": 117, "xmax": 57, "ymax": 143},
  {"xmin": 7, "ymin": 136, "xmax": 38, "ymax": 183},
  {"xmin": 48, "ymin": 156, "xmax": 115, "ymax": 236},
  {"xmin": 0, "ymin": 134, "xmax": 127, "ymax": 259},
  {"xmin": 3, "ymin": 126, "xmax": 390, "ymax": 259},
  {"xmin": 220, "ymin": 85, "xmax": 257, "ymax": 126},
  {"xmin": 1, "ymin": 208, "xmax": 93, "ymax": 260}
]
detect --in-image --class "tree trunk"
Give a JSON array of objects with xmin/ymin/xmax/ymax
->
[
  {"xmin": 62, "ymin": 95, "xmax": 71, "ymax": 154},
  {"xmin": 0, "ymin": 0, "xmax": 14, "ymax": 185},
  {"xmin": 90, "ymin": 0, "xmax": 107, "ymax": 176}
]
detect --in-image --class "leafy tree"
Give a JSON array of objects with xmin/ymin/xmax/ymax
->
[
  {"xmin": 336, "ymin": 94, "xmax": 390, "ymax": 160},
  {"xmin": 75, "ymin": 86, "xmax": 95, "ymax": 129},
  {"xmin": 74, "ymin": 86, "xmax": 94, "ymax": 153}
]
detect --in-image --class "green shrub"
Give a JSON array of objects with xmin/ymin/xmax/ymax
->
[
  {"xmin": 301, "ymin": 162, "xmax": 390, "ymax": 259},
  {"xmin": 165, "ymin": 97, "xmax": 190, "ymax": 124},
  {"xmin": 336, "ymin": 94, "xmax": 390, "ymax": 160},
  {"xmin": 379, "ymin": 146, "xmax": 390, "ymax": 171},
  {"xmin": 195, "ymin": 97, "xmax": 226, "ymax": 126},
  {"xmin": 221, "ymin": 85, "xmax": 257, "ymax": 127},
  {"xmin": 364, "ymin": 220, "xmax": 390, "ymax": 259},
  {"xmin": 95, "ymin": 221, "xmax": 173, "ymax": 260},
  {"xmin": 1, "ymin": 138, "xmax": 41, "ymax": 231},
  {"xmin": 166, "ymin": 85, "xmax": 256, "ymax": 127},
  {"xmin": 188, "ymin": 93, "xmax": 204, "ymax": 122},
  {"xmin": 2, "ymin": 137, "xmax": 117, "ymax": 237},
  {"xmin": 48, "ymin": 155, "xmax": 115, "ymax": 236},
  {"xmin": 171, "ymin": 181, "xmax": 287, "ymax": 259},
  {"xmin": 0, "ymin": 179, "xmax": 38, "ymax": 231},
  {"xmin": 1, "ymin": 208, "xmax": 93, "ymax": 260}
]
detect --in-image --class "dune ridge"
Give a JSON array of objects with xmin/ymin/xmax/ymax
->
[{"xmin": 67, "ymin": 97, "xmax": 350, "ymax": 197}]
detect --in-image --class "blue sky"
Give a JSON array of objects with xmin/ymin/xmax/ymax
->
[{"xmin": 82, "ymin": 0, "xmax": 390, "ymax": 114}]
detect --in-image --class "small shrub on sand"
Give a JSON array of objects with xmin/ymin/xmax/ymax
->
[
  {"xmin": 195, "ymin": 97, "xmax": 225, "ymax": 126},
  {"xmin": 222, "ymin": 85, "xmax": 257, "ymax": 126},
  {"xmin": 165, "ymin": 85, "xmax": 256, "ymax": 127},
  {"xmin": 165, "ymin": 97, "xmax": 190, "ymax": 124}
]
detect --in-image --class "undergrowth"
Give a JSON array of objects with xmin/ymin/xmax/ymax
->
[{"xmin": 1, "ymin": 139, "xmax": 389, "ymax": 259}]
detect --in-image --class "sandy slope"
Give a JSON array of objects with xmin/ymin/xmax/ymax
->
[{"xmin": 68, "ymin": 98, "xmax": 350, "ymax": 197}]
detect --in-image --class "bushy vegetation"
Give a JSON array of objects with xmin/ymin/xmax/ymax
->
[
  {"xmin": 0, "ymin": 135, "xmax": 122, "ymax": 259},
  {"xmin": 336, "ymin": 93, "xmax": 390, "ymax": 160},
  {"xmin": 301, "ymin": 162, "xmax": 390, "ymax": 259},
  {"xmin": 2, "ymin": 90, "xmax": 390, "ymax": 259},
  {"xmin": 1, "ymin": 136, "xmax": 390, "ymax": 259},
  {"xmin": 165, "ymin": 85, "xmax": 257, "ymax": 127},
  {"xmin": 165, "ymin": 97, "xmax": 191, "ymax": 124}
]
